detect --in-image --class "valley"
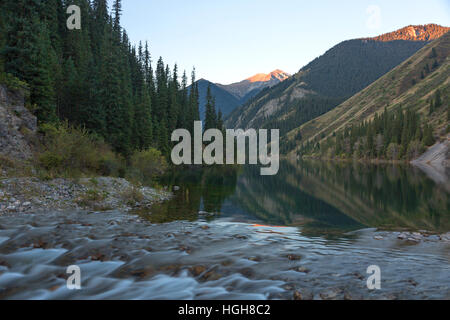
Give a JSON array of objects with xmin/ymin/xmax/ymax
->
[
  {"xmin": 225, "ymin": 24, "xmax": 449, "ymax": 149},
  {"xmin": 192, "ymin": 70, "xmax": 290, "ymax": 120},
  {"xmin": 0, "ymin": 1, "xmax": 449, "ymax": 302}
]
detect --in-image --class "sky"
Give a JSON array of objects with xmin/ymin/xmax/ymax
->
[{"xmin": 112, "ymin": 0, "xmax": 450, "ymax": 84}]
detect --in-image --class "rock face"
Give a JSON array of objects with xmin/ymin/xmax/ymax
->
[
  {"xmin": 0, "ymin": 84, "xmax": 37, "ymax": 160},
  {"xmin": 364, "ymin": 24, "xmax": 450, "ymax": 42},
  {"xmin": 217, "ymin": 69, "xmax": 291, "ymax": 101},
  {"xmin": 411, "ymin": 135, "xmax": 450, "ymax": 192}
]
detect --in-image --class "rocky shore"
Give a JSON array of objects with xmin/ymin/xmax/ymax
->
[
  {"xmin": 411, "ymin": 134, "xmax": 450, "ymax": 192},
  {"xmin": 0, "ymin": 176, "xmax": 172, "ymax": 214},
  {"xmin": 372, "ymin": 230, "xmax": 450, "ymax": 243}
]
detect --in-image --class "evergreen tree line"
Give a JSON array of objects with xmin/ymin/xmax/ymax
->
[
  {"xmin": 0, "ymin": 0, "xmax": 201, "ymax": 157},
  {"xmin": 300, "ymin": 105, "xmax": 440, "ymax": 161},
  {"xmin": 204, "ymin": 84, "xmax": 224, "ymax": 132}
]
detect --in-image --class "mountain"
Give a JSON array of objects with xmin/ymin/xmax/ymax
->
[
  {"xmin": 363, "ymin": 24, "xmax": 449, "ymax": 42},
  {"xmin": 193, "ymin": 79, "xmax": 242, "ymax": 121},
  {"xmin": 225, "ymin": 24, "xmax": 450, "ymax": 137},
  {"xmin": 217, "ymin": 69, "xmax": 290, "ymax": 101},
  {"xmin": 192, "ymin": 70, "xmax": 290, "ymax": 120},
  {"xmin": 285, "ymin": 30, "xmax": 450, "ymax": 157}
]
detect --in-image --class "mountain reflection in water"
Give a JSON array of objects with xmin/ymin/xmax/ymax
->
[{"xmin": 145, "ymin": 160, "xmax": 449, "ymax": 236}]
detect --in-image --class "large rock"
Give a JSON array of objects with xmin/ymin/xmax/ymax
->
[
  {"xmin": 411, "ymin": 134, "xmax": 450, "ymax": 192},
  {"xmin": 0, "ymin": 84, "xmax": 37, "ymax": 160}
]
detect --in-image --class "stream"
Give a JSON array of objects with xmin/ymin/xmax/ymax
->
[{"xmin": 0, "ymin": 160, "xmax": 449, "ymax": 299}]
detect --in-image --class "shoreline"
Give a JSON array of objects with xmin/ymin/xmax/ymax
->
[
  {"xmin": 0, "ymin": 174, "xmax": 448, "ymax": 243},
  {"xmin": 0, "ymin": 176, "xmax": 172, "ymax": 215},
  {"xmin": 298, "ymin": 156, "xmax": 410, "ymax": 165}
]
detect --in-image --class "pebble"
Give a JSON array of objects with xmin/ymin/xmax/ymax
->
[
  {"xmin": 398, "ymin": 233, "xmax": 407, "ymax": 240},
  {"xmin": 374, "ymin": 236, "xmax": 383, "ymax": 240},
  {"xmin": 0, "ymin": 177, "xmax": 171, "ymax": 213},
  {"xmin": 287, "ymin": 254, "xmax": 301, "ymax": 261},
  {"xmin": 293, "ymin": 266, "xmax": 310, "ymax": 273},
  {"xmin": 320, "ymin": 288, "xmax": 341, "ymax": 300},
  {"xmin": 440, "ymin": 233, "xmax": 450, "ymax": 241},
  {"xmin": 293, "ymin": 291, "xmax": 303, "ymax": 300}
]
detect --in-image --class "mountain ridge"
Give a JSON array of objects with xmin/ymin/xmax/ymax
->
[
  {"xmin": 216, "ymin": 69, "xmax": 291, "ymax": 100},
  {"xmin": 362, "ymin": 24, "xmax": 450, "ymax": 42},
  {"xmin": 225, "ymin": 24, "xmax": 449, "ymax": 138},
  {"xmin": 287, "ymin": 31, "xmax": 450, "ymax": 157},
  {"xmin": 192, "ymin": 69, "xmax": 290, "ymax": 120},
  {"xmin": 246, "ymin": 69, "xmax": 290, "ymax": 83}
]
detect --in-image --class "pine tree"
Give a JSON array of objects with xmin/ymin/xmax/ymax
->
[
  {"xmin": 432, "ymin": 59, "xmax": 439, "ymax": 69},
  {"xmin": 431, "ymin": 47, "xmax": 437, "ymax": 58},
  {"xmin": 112, "ymin": 0, "xmax": 122, "ymax": 33},
  {"xmin": 217, "ymin": 110, "xmax": 224, "ymax": 132},
  {"xmin": 168, "ymin": 64, "xmax": 179, "ymax": 133},
  {"xmin": 187, "ymin": 68, "xmax": 199, "ymax": 135},
  {"xmin": 0, "ymin": 0, "xmax": 200, "ymax": 156},
  {"xmin": 30, "ymin": 19, "xmax": 58, "ymax": 123},
  {"xmin": 2, "ymin": 0, "xmax": 57, "ymax": 123},
  {"xmin": 423, "ymin": 124, "xmax": 435, "ymax": 146},
  {"xmin": 177, "ymin": 70, "xmax": 189, "ymax": 129},
  {"xmin": 204, "ymin": 85, "xmax": 217, "ymax": 131},
  {"xmin": 434, "ymin": 90, "xmax": 442, "ymax": 108}
]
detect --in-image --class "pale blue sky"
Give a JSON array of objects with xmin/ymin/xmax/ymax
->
[{"xmin": 112, "ymin": 0, "xmax": 450, "ymax": 84}]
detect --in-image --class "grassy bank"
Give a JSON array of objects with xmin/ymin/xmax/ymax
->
[{"xmin": 0, "ymin": 122, "xmax": 168, "ymax": 188}]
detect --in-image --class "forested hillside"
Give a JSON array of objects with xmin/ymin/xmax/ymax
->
[
  {"xmin": 288, "ymin": 31, "xmax": 450, "ymax": 160},
  {"xmin": 226, "ymin": 25, "xmax": 449, "ymax": 139},
  {"xmin": 0, "ymin": 0, "xmax": 199, "ymax": 157}
]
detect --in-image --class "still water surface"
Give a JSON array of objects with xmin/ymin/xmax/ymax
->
[{"xmin": 0, "ymin": 160, "xmax": 448, "ymax": 299}]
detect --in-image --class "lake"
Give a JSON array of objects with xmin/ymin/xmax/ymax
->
[
  {"xmin": 150, "ymin": 160, "xmax": 450, "ymax": 235},
  {"xmin": 0, "ymin": 160, "xmax": 448, "ymax": 299}
]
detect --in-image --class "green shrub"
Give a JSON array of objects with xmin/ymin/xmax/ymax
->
[
  {"xmin": 0, "ymin": 154, "xmax": 17, "ymax": 169},
  {"xmin": 386, "ymin": 143, "xmax": 401, "ymax": 160},
  {"xmin": 38, "ymin": 151, "xmax": 64, "ymax": 170},
  {"xmin": 0, "ymin": 154, "xmax": 33, "ymax": 177},
  {"xmin": 127, "ymin": 148, "xmax": 167, "ymax": 184},
  {"xmin": 0, "ymin": 72, "xmax": 29, "ymax": 92},
  {"xmin": 37, "ymin": 122, "xmax": 124, "ymax": 177},
  {"xmin": 120, "ymin": 186, "xmax": 144, "ymax": 205},
  {"xmin": 76, "ymin": 189, "xmax": 108, "ymax": 208},
  {"xmin": 406, "ymin": 140, "xmax": 424, "ymax": 160}
]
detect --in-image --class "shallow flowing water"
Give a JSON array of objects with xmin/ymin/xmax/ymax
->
[{"xmin": 0, "ymin": 160, "xmax": 449, "ymax": 299}]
